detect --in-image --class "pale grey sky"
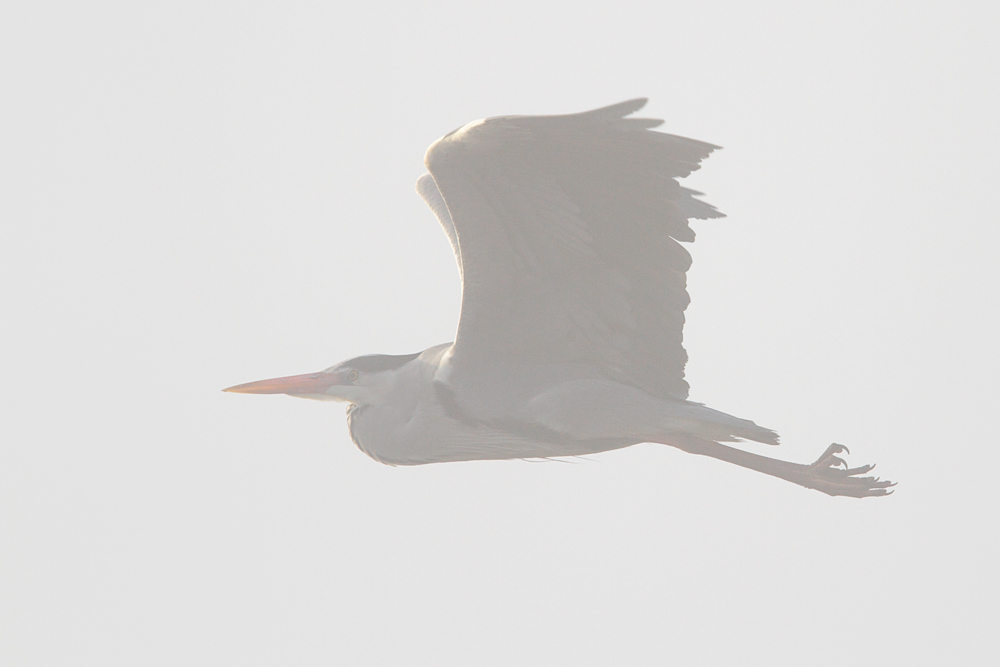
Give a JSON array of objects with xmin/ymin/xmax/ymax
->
[{"xmin": 2, "ymin": 1, "xmax": 998, "ymax": 665}]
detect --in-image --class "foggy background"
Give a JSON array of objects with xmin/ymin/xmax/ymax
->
[{"xmin": 2, "ymin": 1, "xmax": 997, "ymax": 664}]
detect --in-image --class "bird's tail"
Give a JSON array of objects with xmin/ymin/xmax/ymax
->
[{"xmin": 668, "ymin": 402, "xmax": 780, "ymax": 446}]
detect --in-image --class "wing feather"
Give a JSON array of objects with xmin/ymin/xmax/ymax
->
[
  {"xmin": 416, "ymin": 172, "xmax": 463, "ymax": 283},
  {"xmin": 420, "ymin": 99, "xmax": 723, "ymax": 411}
]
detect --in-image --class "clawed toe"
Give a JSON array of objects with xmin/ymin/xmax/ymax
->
[
  {"xmin": 801, "ymin": 443, "xmax": 895, "ymax": 498},
  {"xmin": 811, "ymin": 443, "xmax": 850, "ymax": 469}
]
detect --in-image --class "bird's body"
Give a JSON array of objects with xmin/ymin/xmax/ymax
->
[
  {"xmin": 342, "ymin": 344, "xmax": 776, "ymax": 466},
  {"xmin": 226, "ymin": 99, "xmax": 893, "ymax": 497}
]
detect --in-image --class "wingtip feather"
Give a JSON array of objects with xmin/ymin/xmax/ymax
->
[{"xmin": 587, "ymin": 98, "xmax": 648, "ymax": 118}]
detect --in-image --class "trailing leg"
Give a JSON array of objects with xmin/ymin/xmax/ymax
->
[{"xmin": 659, "ymin": 436, "xmax": 895, "ymax": 498}]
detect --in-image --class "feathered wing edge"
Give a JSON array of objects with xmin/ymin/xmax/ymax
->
[{"xmin": 420, "ymin": 99, "xmax": 724, "ymax": 402}]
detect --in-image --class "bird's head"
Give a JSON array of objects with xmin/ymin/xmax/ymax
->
[{"xmin": 223, "ymin": 352, "xmax": 422, "ymax": 405}]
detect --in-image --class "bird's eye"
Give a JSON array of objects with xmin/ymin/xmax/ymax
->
[{"xmin": 347, "ymin": 370, "xmax": 360, "ymax": 382}]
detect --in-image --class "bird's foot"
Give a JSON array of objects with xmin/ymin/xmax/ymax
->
[{"xmin": 799, "ymin": 443, "xmax": 895, "ymax": 498}]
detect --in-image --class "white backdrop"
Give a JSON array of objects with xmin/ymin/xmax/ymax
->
[{"xmin": 3, "ymin": 1, "xmax": 997, "ymax": 664}]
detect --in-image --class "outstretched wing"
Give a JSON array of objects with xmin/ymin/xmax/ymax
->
[{"xmin": 420, "ymin": 99, "xmax": 723, "ymax": 410}]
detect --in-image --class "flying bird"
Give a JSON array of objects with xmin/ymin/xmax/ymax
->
[{"xmin": 225, "ymin": 99, "xmax": 893, "ymax": 498}]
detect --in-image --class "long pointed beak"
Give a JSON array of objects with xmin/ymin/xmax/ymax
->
[{"xmin": 223, "ymin": 371, "xmax": 343, "ymax": 396}]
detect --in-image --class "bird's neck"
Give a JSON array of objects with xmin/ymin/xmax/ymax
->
[{"xmin": 343, "ymin": 348, "xmax": 442, "ymax": 464}]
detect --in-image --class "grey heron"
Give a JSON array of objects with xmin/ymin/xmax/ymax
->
[{"xmin": 225, "ymin": 99, "xmax": 894, "ymax": 498}]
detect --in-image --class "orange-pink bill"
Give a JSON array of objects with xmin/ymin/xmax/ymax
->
[{"xmin": 222, "ymin": 371, "xmax": 342, "ymax": 395}]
